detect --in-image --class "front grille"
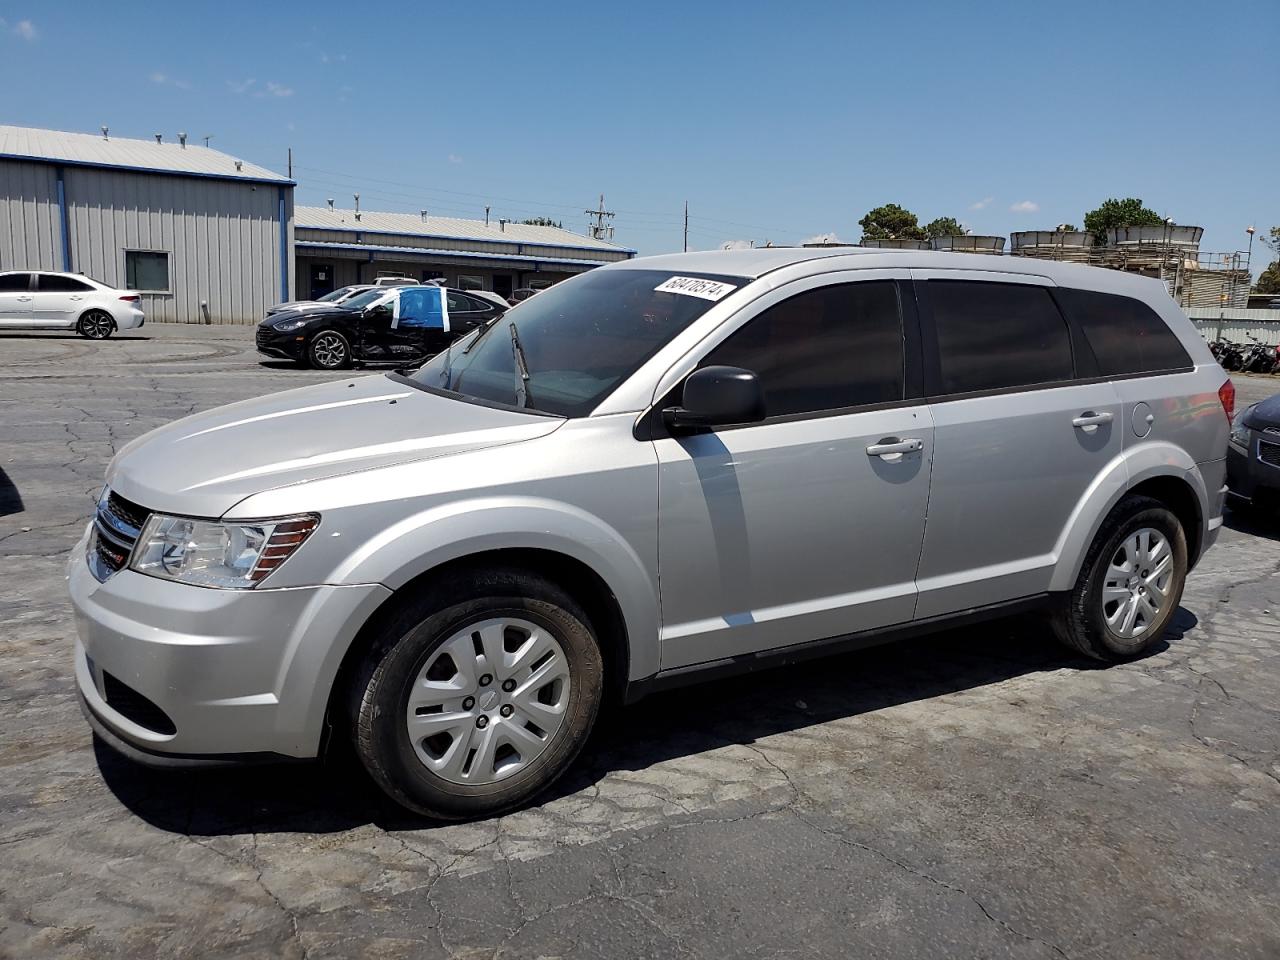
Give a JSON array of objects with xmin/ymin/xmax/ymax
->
[
  {"xmin": 102, "ymin": 672, "xmax": 177, "ymax": 735},
  {"xmin": 255, "ymin": 328, "xmax": 269, "ymax": 348},
  {"xmin": 1259, "ymin": 441, "xmax": 1280, "ymax": 469},
  {"xmin": 88, "ymin": 491, "xmax": 148, "ymax": 582}
]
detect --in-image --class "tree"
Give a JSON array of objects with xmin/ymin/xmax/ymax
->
[
  {"xmin": 924, "ymin": 216, "xmax": 964, "ymax": 239},
  {"xmin": 521, "ymin": 216, "xmax": 563, "ymax": 228},
  {"xmin": 1057, "ymin": 223, "xmax": 1079, "ymax": 232},
  {"xmin": 1257, "ymin": 261, "xmax": 1280, "ymax": 295},
  {"xmin": 859, "ymin": 203, "xmax": 926, "ymax": 241},
  {"xmin": 1082, "ymin": 198, "xmax": 1165, "ymax": 245}
]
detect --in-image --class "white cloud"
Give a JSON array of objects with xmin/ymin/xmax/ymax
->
[
  {"xmin": 969, "ymin": 196, "xmax": 993, "ymax": 211},
  {"xmin": 1010, "ymin": 200, "xmax": 1040, "ymax": 213},
  {"xmin": 228, "ymin": 78, "xmax": 256, "ymax": 94},
  {"xmin": 447, "ymin": 153, "xmax": 463, "ymax": 164},
  {"xmin": 150, "ymin": 71, "xmax": 166, "ymax": 84},
  {"xmin": 802, "ymin": 232, "xmax": 842, "ymax": 245},
  {"xmin": 264, "ymin": 81, "xmax": 294, "ymax": 97},
  {"xmin": 720, "ymin": 239, "xmax": 753, "ymax": 250},
  {"xmin": 12, "ymin": 19, "xmax": 36, "ymax": 41},
  {"xmin": 150, "ymin": 71, "xmax": 191, "ymax": 90}
]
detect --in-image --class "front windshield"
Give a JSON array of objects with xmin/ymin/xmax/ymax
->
[
  {"xmin": 316, "ymin": 287, "xmax": 352, "ymax": 303},
  {"xmin": 408, "ymin": 268, "xmax": 746, "ymax": 417},
  {"xmin": 341, "ymin": 289, "xmax": 389, "ymax": 311}
]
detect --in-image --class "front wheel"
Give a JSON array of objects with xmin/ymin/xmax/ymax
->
[
  {"xmin": 1052, "ymin": 495, "xmax": 1188, "ymax": 661},
  {"xmin": 348, "ymin": 569, "xmax": 603, "ymax": 819},
  {"xmin": 307, "ymin": 330, "xmax": 352, "ymax": 369},
  {"xmin": 77, "ymin": 310, "xmax": 115, "ymax": 340}
]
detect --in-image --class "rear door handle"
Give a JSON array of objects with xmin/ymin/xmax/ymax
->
[
  {"xmin": 1072, "ymin": 411, "xmax": 1114, "ymax": 429},
  {"xmin": 70, "ymin": 295, "xmax": 84, "ymax": 301},
  {"xmin": 866, "ymin": 437, "xmax": 923, "ymax": 459},
  {"xmin": 16, "ymin": 296, "xmax": 31, "ymax": 302}
]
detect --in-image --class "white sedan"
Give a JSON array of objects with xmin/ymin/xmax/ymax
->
[{"xmin": 0, "ymin": 270, "xmax": 145, "ymax": 339}]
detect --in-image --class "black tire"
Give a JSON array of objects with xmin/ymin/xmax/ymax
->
[
  {"xmin": 76, "ymin": 310, "xmax": 115, "ymax": 340},
  {"xmin": 1051, "ymin": 494, "xmax": 1188, "ymax": 661},
  {"xmin": 307, "ymin": 330, "xmax": 352, "ymax": 369},
  {"xmin": 348, "ymin": 568, "xmax": 604, "ymax": 819}
]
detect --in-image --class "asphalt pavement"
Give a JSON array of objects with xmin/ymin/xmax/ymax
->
[{"xmin": 1, "ymin": 325, "xmax": 1278, "ymax": 959}]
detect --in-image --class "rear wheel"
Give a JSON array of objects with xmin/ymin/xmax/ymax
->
[
  {"xmin": 1052, "ymin": 495, "xmax": 1187, "ymax": 661},
  {"xmin": 76, "ymin": 310, "xmax": 115, "ymax": 340},
  {"xmin": 308, "ymin": 330, "xmax": 351, "ymax": 369},
  {"xmin": 348, "ymin": 569, "xmax": 603, "ymax": 819}
]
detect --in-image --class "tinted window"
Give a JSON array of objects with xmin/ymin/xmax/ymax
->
[
  {"xmin": 1056, "ymin": 288, "xmax": 1191, "ymax": 375},
  {"xmin": 0, "ymin": 273, "xmax": 31, "ymax": 292},
  {"xmin": 36, "ymin": 274, "xmax": 94, "ymax": 292},
  {"xmin": 446, "ymin": 292, "xmax": 480, "ymax": 312},
  {"xmin": 700, "ymin": 281, "xmax": 904, "ymax": 418},
  {"xmin": 125, "ymin": 251, "xmax": 170, "ymax": 291},
  {"xmin": 929, "ymin": 281, "xmax": 1073, "ymax": 395}
]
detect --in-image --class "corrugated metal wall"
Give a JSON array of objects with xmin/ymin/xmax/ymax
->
[
  {"xmin": 63, "ymin": 168, "xmax": 291, "ymax": 323},
  {"xmin": 0, "ymin": 160, "xmax": 60, "ymax": 271},
  {"xmin": 295, "ymin": 227, "xmax": 631, "ymax": 264}
]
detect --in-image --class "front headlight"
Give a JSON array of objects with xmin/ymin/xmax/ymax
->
[
  {"xmin": 130, "ymin": 514, "xmax": 319, "ymax": 589},
  {"xmin": 1230, "ymin": 405, "xmax": 1256, "ymax": 448},
  {"xmin": 272, "ymin": 317, "xmax": 310, "ymax": 332}
]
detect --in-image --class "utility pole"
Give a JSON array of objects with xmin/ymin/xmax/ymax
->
[
  {"xmin": 585, "ymin": 194, "xmax": 615, "ymax": 242},
  {"xmin": 287, "ymin": 147, "xmax": 292, "ymax": 179},
  {"xmin": 683, "ymin": 201, "xmax": 688, "ymax": 252}
]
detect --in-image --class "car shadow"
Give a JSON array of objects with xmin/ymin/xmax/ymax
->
[
  {"xmin": 0, "ymin": 467, "xmax": 22, "ymax": 517},
  {"xmin": 1223, "ymin": 503, "xmax": 1279, "ymax": 540},
  {"xmin": 95, "ymin": 609, "xmax": 1187, "ymax": 836},
  {"xmin": 0, "ymin": 332, "xmax": 150, "ymax": 341}
]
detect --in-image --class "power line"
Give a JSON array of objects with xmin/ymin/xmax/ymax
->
[{"xmin": 585, "ymin": 194, "xmax": 615, "ymax": 242}]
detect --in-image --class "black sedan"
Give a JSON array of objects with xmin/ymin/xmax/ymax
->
[
  {"xmin": 256, "ymin": 287, "xmax": 505, "ymax": 370},
  {"xmin": 1227, "ymin": 391, "xmax": 1280, "ymax": 510}
]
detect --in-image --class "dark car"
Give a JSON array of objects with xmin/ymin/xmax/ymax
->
[
  {"xmin": 1227, "ymin": 392, "xmax": 1280, "ymax": 510},
  {"xmin": 256, "ymin": 287, "xmax": 505, "ymax": 370}
]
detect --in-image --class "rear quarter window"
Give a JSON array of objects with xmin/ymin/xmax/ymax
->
[{"xmin": 1056, "ymin": 288, "xmax": 1192, "ymax": 376}]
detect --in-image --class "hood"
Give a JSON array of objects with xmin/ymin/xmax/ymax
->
[
  {"xmin": 259, "ymin": 304, "xmax": 348, "ymax": 326},
  {"xmin": 1243, "ymin": 394, "xmax": 1280, "ymax": 429},
  {"xmin": 107, "ymin": 375, "xmax": 564, "ymax": 517}
]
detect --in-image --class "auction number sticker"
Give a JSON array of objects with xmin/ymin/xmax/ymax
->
[{"xmin": 654, "ymin": 276, "xmax": 737, "ymax": 301}]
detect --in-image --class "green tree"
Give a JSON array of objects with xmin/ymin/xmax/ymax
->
[
  {"xmin": 859, "ymin": 203, "xmax": 926, "ymax": 241},
  {"xmin": 521, "ymin": 216, "xmax": 563, "ymax": 228},
  {"xmin": 1057, "ymin": 223, "xmax": 1079, "ymax": 232},
  {"xmin": 1082, "ymin": 198, "xmax": 1165, "ymax": 245},
  {"xmin": 924, "ymin": 216, "xmax": 964, "ymax": 239},
  {"xmin": 1257, "ymin": 261, "xmax": 1280, "ymax": 295}
]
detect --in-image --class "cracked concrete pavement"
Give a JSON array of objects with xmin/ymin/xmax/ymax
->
[{"xmin": 1, "ymin": 325, "xmax": 1279, "ymax": 959}]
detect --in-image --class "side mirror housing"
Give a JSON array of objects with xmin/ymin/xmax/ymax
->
[
  {"xmin": 663, "ymin": 365, "xmax": 766, "ymax": 432},
  {"xmin": 366, "ymin": 303, "xmax": 392, "ymax": 318}
]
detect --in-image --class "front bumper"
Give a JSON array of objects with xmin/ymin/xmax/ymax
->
[
  {"xmin": 68, "ymin": 535, "xmax": 391, "ymax": 761},
  {"xmin": 1226, "ymin": 431, "xmax": 1280, "ymax": 505},
  {"xmin": 256, "ymin": 325, "xmax": 308, "ymax": 361}
]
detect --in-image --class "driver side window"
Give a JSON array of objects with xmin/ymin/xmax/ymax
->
[{"xmin": 699, "ymin": 281, "xmax": 905, "ymax": 418}]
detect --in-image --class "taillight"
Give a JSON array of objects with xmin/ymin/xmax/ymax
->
[
  {"xmin": 118, "ymin": 295, "xmax": 140, "ymax": 302},
  {"xmin": 1219, "ymin": 379, "xmax": 1235, "ymax": 424}
]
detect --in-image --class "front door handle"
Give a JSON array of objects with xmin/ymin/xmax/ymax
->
[
  {"xmin": 70, "ymin": 295, "xmax": 84, "ymax": 301},
  {"xmin": 1072, "ymin": 411, "xmax": 1114, "ymax": 429},
  {"xmin": 866, "ymin": 437, "xmax": 923, "ymax": 459},
  {"xmin": 16, "ymin": 296, "xmax": 31, "ymax": 302}
]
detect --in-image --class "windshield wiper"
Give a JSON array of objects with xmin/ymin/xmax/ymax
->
[
  {"xmin": 461, "ymin": 315, "xmax": 500, "ymax": 355},
  {"xmin": 510, "ymin": 322, "xmax": 533, "ymax": 409}
]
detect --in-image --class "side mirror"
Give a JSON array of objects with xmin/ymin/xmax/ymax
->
[
  {"xmin": 366, "ymin": 303, "xmax": 392, "ymax": 318},
  {"xmin": 663, "ymin": 365, "xmax": 766, "ymax": 432}
]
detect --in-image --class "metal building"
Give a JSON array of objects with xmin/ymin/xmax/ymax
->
[
  {"xmin": 0, "ymin": 125, "xmax": 293, "ymax": 324},
  {"xmin": 295, "ymin": 206, "xmax": 633, "ymax": 303}
]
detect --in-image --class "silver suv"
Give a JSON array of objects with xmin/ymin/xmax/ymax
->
[{"xmin": 70, "ymin": 249, "xmax": 1231, "ymax": 818}]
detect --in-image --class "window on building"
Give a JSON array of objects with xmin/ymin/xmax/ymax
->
[
  {"xmin": 125, "ymin": 251, "xmax": 170, "ymax": 292},
  {"xmin": 928, "ymin": 281, "xmax": 1073, "ymax": 395},
  {"xmin": 36, "ymin": 274, "xmax": 94, "ymax": 293},
  {"xmin": 1055, "ymin": 287, "xmax": 1192, "ymax": 376},
  {"xmin": 457, "ymin": 275, "xmax": 484, "ymax": 291},
  {"xmin": 0, "ymin": 272, "xmax": 32, "ymax": 292},
  {"xmin": 699, "ymin": 281, "xmax": 905, "ymax": 418}
]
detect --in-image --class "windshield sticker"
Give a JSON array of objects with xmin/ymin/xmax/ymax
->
[{"xmin": 654, "ymin": 276, "xmax": 737, "ymax": 301}]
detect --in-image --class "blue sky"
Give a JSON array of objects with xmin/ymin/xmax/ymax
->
[{"xmin": 2, "ymin": 1, "xmax": 1276, "ymax": 272}]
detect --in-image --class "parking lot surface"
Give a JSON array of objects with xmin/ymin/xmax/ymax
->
[{"xmin": 2, "ymin": 325, "xmax": 1279, "ymax": 959}]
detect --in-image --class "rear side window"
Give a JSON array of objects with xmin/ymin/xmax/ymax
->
[
  {"xmin": 928, "ymin": 281, "xmax": 1073, "ymax": 395},
  {"xmin": 1056, "ymin": 288, "xmax": 1192, "ymax": 376},
  {"xmin": 700, "ymin": 281, "xmax": 904, "ymax": 417},
  {"xmin": 36, "ymin": 274, "xmax": 94, "ymax": 292},
  {"xmin": 0, "ymin": 273, "xmax": 31, "ymax": 292}
]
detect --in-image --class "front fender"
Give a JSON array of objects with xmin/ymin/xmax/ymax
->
[
  {"xmin": 1049, "ymin": 441, "xmax": 1208, "ymax": 592},
  {"xmin": 330, "ymin": 496, "xmax": 660, "ymax": 681}
]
